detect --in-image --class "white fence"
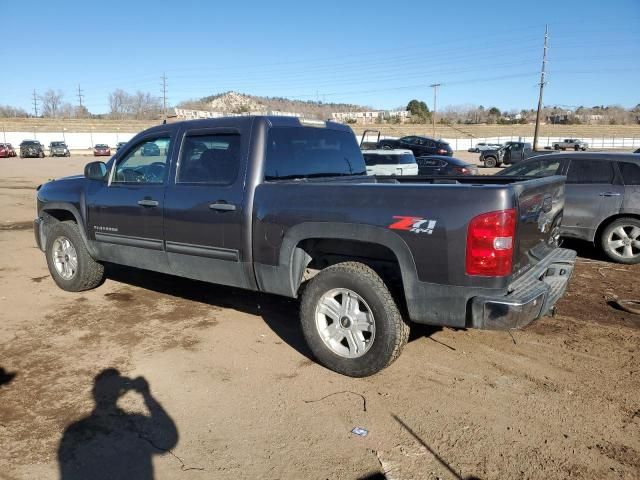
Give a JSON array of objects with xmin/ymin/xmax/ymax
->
[
  {"xmin": 2, "ymin": 130, "xmax": 640, "ymax": 153},
  {"xmin": 1, "ymin": 131, "xmax": 137, "ymax": 151},
  {"xmin": 357, "ymin": 134, "xmax": 640, "ymax": 151}
]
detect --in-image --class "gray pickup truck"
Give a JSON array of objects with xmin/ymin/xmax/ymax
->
[
  {"xmin": 553, "ymin": 139, "xmax": 588, "ymax": 151},
  {"xmin": 34, "ymin": 116, "xmax": 576, "ymax": 376},
  {"xmin": 479, "ymin": 141, "xmax": 551, "ymax": 168}
]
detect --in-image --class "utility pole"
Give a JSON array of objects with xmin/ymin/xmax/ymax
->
[
  {"xmin": 161, "ymin": 73, "xmax": 168, "ymax": 120},
  {"xmin": 32, "ymin": 89, "xmax": 39, "ymax": 117},
  {"xmin": 430, "ymin": 83, "xmax": 440, "ymax": 138},
  {"xmin": 77, "ymin": 84, "xmax": 84, "ymax": 108},
  {"xmin": 533, "ymin": 25, "xmax": 549, "ymax": 151}
]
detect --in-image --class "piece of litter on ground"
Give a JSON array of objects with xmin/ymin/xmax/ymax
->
[{"xmin": 351, "ymin": 427, "xmax": 368, "ymax": 437}]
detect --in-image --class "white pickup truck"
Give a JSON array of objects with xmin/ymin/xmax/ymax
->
[{"xmin": 553, "ymin": 139, "xmax": 588, "ymax": 151}]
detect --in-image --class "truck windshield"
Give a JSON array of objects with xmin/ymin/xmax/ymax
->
[{"xmin": 265, "ymin": 127, "xmax": 365, "ymax": 180}]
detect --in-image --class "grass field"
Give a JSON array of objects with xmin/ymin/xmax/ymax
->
[{"xmin": 3, "ymin": 117, "xmax": 640, "ymax": 139}]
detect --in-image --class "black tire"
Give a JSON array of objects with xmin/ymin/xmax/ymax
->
[
  {"xmin": 554, "ymin": 145, "xmax": 560, "ymax": 150},
  {"xmin": 45, "ymin": 220, "xmax": 105, "ymax": 291},
  {"xmin": 574, "ymin": 145, "xmax": 580, "ymax": 151},
  {"xmin": 600, "ymin": 218, "xmax": 640, "ymax": 265},
  {"xmin": 300, "ymin": 262, "xmax": 410, "ymax": 377},
  {"xmin": 483, "ymin": 156, "xmax": 497, "ymax": 168}
]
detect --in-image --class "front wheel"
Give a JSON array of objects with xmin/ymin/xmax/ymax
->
[
  {"xmin": 45, "ymin": 221, "xmax": 105, "ymax": 291},
  {"xmin": 300, "ymin": 262, "xmax": 409, "ymax": 377},
  {"xmin": 601, "ymin": 218, "xmax": 640, "ymax": 264},
  {"xmin": 483, "ymin": 156, "xmax": 497, "ymax": 168}
]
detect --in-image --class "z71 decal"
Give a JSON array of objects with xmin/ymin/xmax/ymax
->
[{"xmin": 389, "ymin": 216, "xmax": 437, "ymax": 234}]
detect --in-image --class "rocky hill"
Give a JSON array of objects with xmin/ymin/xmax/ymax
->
[{"xmin": 177, "ymin": 91, "xmax": 371, "ymax": 119}]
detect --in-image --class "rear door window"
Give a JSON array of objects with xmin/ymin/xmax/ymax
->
[
  {"xmin": 619, "ymin": 162, "xmax": 640, "ymax": 185},
  {"xmin": 566, "ymin": 160, "xmax": 614, "ymax": 184},
  {"xmin": 177, "ymin": 134, "xmax": 241, "ymax": 185},
  {"xmin": 265, "ymin": 127, "xmax": 365, "ymax": 179}
]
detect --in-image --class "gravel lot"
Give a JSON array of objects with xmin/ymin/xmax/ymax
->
[{"xmin": 0, "ymin": 155, "xmax": 638, "ymax": 480}]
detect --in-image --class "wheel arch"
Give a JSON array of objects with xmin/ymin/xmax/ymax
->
[
  {"xmin": 593, "ymin": 213, "xmax": 640, "ymax": 243},
  {"xmin": 40, "ymin": 203, "xmax": 96, "ymax": 257},
  {"xmin": 255, "ymin": 222, "xmax": 419, "ymax": 303}
]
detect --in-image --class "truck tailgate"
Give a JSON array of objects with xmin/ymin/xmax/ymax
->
[{"xmin": 511, "ymin": 175, "xmax": 566, "ymax": 278}]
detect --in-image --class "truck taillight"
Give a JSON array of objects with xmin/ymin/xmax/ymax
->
[{"xmin": 466, "ymin": 209, "xmax": 516, "ymax": 276}]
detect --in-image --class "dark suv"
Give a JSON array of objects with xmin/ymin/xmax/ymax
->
[
  {"xmin": 498, "ymin": 152, "xmax": 640, "ymax": 264},
  {"xmin": 20, "ymin": 140, "xmax": 45, "ymax": 158},
  {"xmin": 378, "ymin": 135, "xmax": 453, "ymax": 157}
]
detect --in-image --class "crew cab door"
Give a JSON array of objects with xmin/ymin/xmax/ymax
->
[
  {"xmin": 86, "ymin": 131, "xmax": 174, "ymax": 271},
  {"xmin": 163, "ymin": 127, "xmax": 249, "ymax": 288},
  {"xmin": 562, "ymin": 158, "xmax": 623, "ymax": 240}
]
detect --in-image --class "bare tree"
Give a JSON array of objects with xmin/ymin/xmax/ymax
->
[
  {"xmin": 40, "ymin": 89, "xmax": 64, "ymax": 118},
  {"xmin": 0, "ymin": 105, "xmax": 29, "ymax": 117},
  {"xmin": 109, "ymin": 89, "xmax": 129, "ymax": 119}
]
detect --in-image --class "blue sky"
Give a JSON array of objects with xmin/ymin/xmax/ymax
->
[{"xmin": 1, "ymin": 0, "xmax": 639, "ymax": 114}]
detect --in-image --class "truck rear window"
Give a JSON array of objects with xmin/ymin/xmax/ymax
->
[{"xmin": 265, "ymin": 127, "xmax": 365, "ymax": 180}]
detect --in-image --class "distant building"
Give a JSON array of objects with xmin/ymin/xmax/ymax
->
[
  {"xmin": 173, "ymin": 108, "xmax": 305, "ymax": 120},
  {"xmin": 331, "ymin": 110, "xmax": 410, "ymax": 124}
]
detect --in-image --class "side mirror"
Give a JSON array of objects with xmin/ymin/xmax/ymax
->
[{"xmin": 84, "ymin": 161, "xmax": 108, "ymax": 181}]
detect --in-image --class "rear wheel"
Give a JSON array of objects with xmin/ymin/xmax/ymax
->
[
  {"xmin": 300, "ymin": 262, "xmax": 409, "ymax": 377},
  {"xmin": 45, "ymin": 221, "xmax": 105, "ymax": 291},
  {"xmin": 601, "ymin": 218, "xmax": 640, "ymax": 264},
  {"xmin": 483, "ymin": 156, "xmax": 497, "ymax": 168},
  {"xmin": 554, "ymin": 145, "xmax": 560, "ymax": 150}
]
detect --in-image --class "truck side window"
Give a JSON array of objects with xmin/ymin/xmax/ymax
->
[
  {"xmin": 112, "ymin": 137, "xmax": 171, "ymax": 184},
  {"xmin": 566, "ymin": 160, "xmax": 613, "ymax": 184},
  {"xmin": 177, "ymin": 134, "xmax": 241, "ymax": 185},
  {"xmin": 619, "ymin": 162, "xmax": 640, "ymax": 185}
]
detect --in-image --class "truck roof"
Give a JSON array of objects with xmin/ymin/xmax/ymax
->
[{"xmin": 147, "ymin": 116, "xmax": 353, "ymax": 135}]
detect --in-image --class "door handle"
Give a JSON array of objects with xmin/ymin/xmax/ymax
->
[
  {"xmin": 137, "ymin": 199, "xmax": 159, "ymax": 207},
  {"xmin": 209, "ymin": 202, "xmax": 236, "ymax": 211},
  {"xmin": 599, "ymin": 192, "xmax": 621, "ymax": 197}
]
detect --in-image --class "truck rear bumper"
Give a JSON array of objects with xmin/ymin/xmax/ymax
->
[{"xmin": 470, "ymin": 248, "xmax": 576, "ymax": 330}]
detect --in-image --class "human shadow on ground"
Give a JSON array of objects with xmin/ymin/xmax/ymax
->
[
  {"xmin": 58, "ymin": 368, "xmax": 178, "ymax": 480},
  {"xmin": 0, "ymin": 367, "xmax": 16, "ymax": 387}
]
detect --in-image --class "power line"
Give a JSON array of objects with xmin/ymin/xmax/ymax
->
[
  {"xmin": 533, "ymin": 25, "xmax": 549, "ymax": 151},
  {"xmin": 32, "ymin": 89, "xmax": 39, "ymax": 117}
]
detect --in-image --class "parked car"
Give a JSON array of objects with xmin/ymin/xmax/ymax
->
[
  {"xmin": 141, "ymin": 142, "xmax": 161, "ymax": 156},
  {"xmin": 34, "ymin": 116, "xmax": 575, "ymax": 377},
  {"xmin": 378, "ymin": 135, "xmax": 453, "ymax": 157},
  {"xmin": 0, "ymin": 143, "xmax": 16, "ymax": 157},
  {"xmin": 468, "ymin": 142, "xmax": 502, "ymax": 153},
  {"xmin": 115, "ymin": 142, "xmax": 127, "ymax": 152},
  {"xmin": 93, "ymin": 144, "xmax": 111, "ymax": 156},
  {"xmin": 0, "ymin": 143, "xmax": 15, "ymax": 158},
  {"xmin": 553, "ymin": 139, "xmax": 588, "ymax": 151},
  {"xmin": 416, "ymin": 155, "xmax": 479, "ymax": 175},
  {"xmin": 497, "ymin": 152, "xmax": 640, "ymax": 264},
  {"xmin": 480, "ymin": 142, "xmax": 552, "ymax": 168},
  {"xmin": 49, "ymin": 141, "xmax": 70, "ymax": 157},
  {"xmin": 20, "ymin": 140, "xmax": 45, "ymax": 158},
  {"xmin": 363, "ymin": 149, "xmax": 418, "ymax": 176}
]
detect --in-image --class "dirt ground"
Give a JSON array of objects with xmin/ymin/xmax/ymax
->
[{"xmin": 0, "ymin": 156, "xmax": 638, "ymax": 480}]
